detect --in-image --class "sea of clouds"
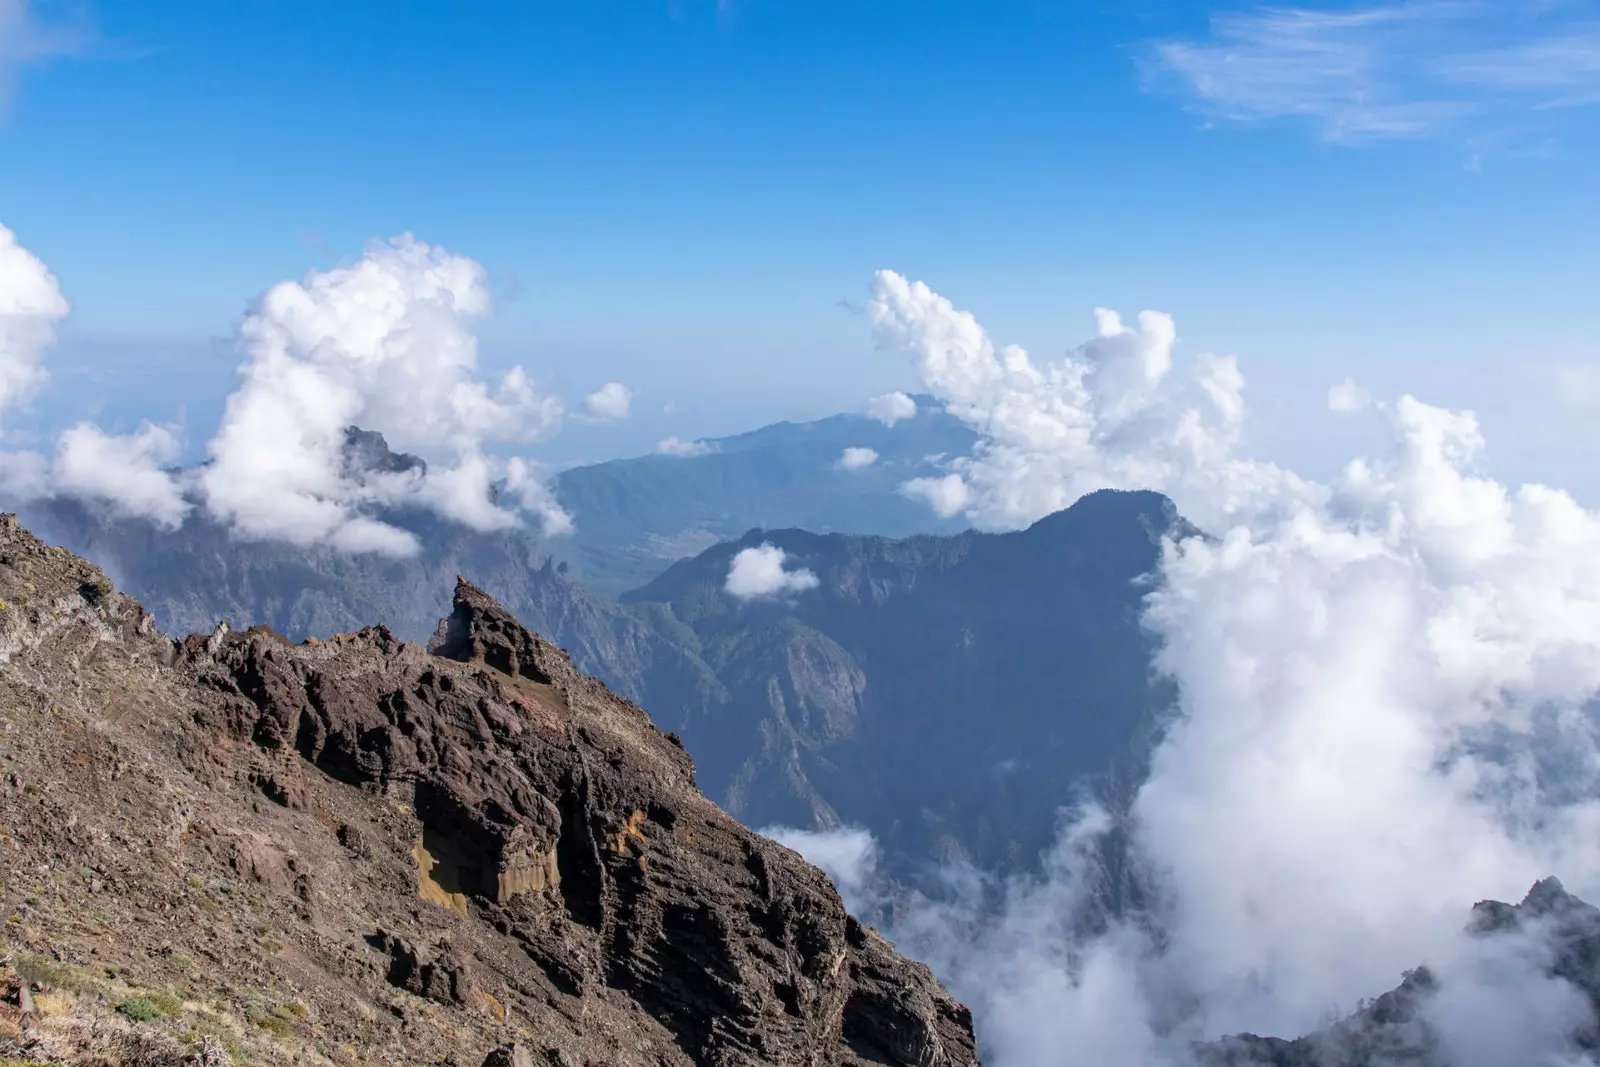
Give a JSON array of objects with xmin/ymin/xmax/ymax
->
[{"xmin": 764, "ymin": 271, "xmax": 1600, "ymax": 1066}]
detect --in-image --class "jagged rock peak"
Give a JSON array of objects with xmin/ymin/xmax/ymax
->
[
  {"xmin": 0, "ymin": 515, "xmax": 979, "ymax": 1066},
  {"xmin": 427, "ymin": 575, "xmax": 572, "ymax": 687},
  {"xmin": 341, "ymin": 424, "xmax": 427, "ymax": 477}
]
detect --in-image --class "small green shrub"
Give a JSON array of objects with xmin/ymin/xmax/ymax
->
[
  {"xmin": 79, "ymin": 575, "xmax": 113, "ymax": 606},
  {"xmin": 244, "ymin": 1000, "xmax": 299, "ymax": 1038},
  {"xmin": 148, "ymin": 989, "xmax": 185, "ymax": 1016},
  {"xmin": 117, "ymin": 997, "xmax": 164, "ymax": 1022}
]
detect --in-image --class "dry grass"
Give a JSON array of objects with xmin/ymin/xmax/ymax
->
[{"xmin": 30, "ymin": 992, "xmax": 75, "ymax": 1018}]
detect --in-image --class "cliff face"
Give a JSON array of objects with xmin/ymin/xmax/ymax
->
[
  {"xmin": 0, "ymin": 515, "xmax": 978, "ymax": 1067},
  {"xmin": 616, "ymin": 489, "xmax": 1186, "ymax": 894}
]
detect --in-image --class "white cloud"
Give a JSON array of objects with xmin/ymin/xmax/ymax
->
[
  {"xmin": 52, "ymin": 421, "xmax": 190, "ymax": 528},
  {"xmin": 1148, "ymin": 3, "xmax": 1600, "ymax": 145},
  {"xmin": 864, "ymin": 267, "xmax": 1600, "ymax": 1064},
  {"xmin": 505, "ymin": 456, "xmax": 575, "ymax": 537},
  {"xmin": 867, "ymin": 390, "xmax": 918, "ymax": 426},
  {"xmin": 1328, "ymin": 375, "xmax": 1372, "ymax": 412},
  {"xmin": 0, "ymin": 222, "xmax": 69, "ymax": 427},
  {"xmin": 837, "ymin": 446, "xmax": 878, "ymax": 471},
  {"xmin": 0, "ymin": 447, "xmax": 47, "ymax": 499},
  {"xmin": 869, "ymin": 269, "xmax": 1310, "ymax": 534},
  {"xmin": 763, "ymin": 825, "xmax": 880, "ymax": 908},
  {"xmin": 901, "ymin": 472, "xmax": 969, "ymax": 517},
  {"xmin": 656, "ymin": 435, "xmax": 711, "ymax": 457},
  {"xmin": 583, "ymin": 381, "xmax": 635, "ymax": 421},
  {"xmin": 0, "ymin": 224, "xmax": 191, "ymax": 525},
  {"xmin": 724, "ymin": 543, "xmax": 820, "ymax": 600},
  {"xmin": 198, "ymin": 234, "xmax": 565, "ymax": 555},
  {"xmin": 0, "ymin": 227, "xmax": 579, "ymax": 550},
  {"xmin": 0, "ymin": 1, "xmax": 85, "ymax": 116}
]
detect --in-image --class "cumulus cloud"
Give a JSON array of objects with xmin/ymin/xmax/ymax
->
[
  {"xmin": 1327, "ymin": 376, "xmax": 1372, "ymax": 412},
  {"xmin": 0, "ymin": 227, "xmax": 578, "ymax": 551},
  {"xmin": 724, "ymin": 543, "xmax": 820, "ymax": 600},
  {"xmin": 656, "ymin": 435, "xmax": 711, "ymax": 457},
  {"xmin": 901, "ymin": 472, "xmax": 969, "ymax": 517},
  {"xmin": 52, "ymin": 421, "xmax": 189, "ymax": 528},
  {"xmin": 869, "ymin": 270, "xmax": 1310, "ymax": 534},
  {"xmin": 867, "ymin": 390, "xmax": 918, "ymax": 426},
  {"xmin": 0, "ymin": 224, "xmax": 194, "ymax": 525},
  {"xmin": 1116, "ymin": 396, "xmax": 1600, "ymax": 1050},
  {"xmin": 861, "ymin": 268, "xmax": 1600, "ymax": 1064},
  {"xmin": 583, "ymin": 381, "xmax": 635, "ymax": 421},
  {"xmin": 198, "ymin": 234, "xmax": 566, "ymax": 555},
  {"xmin": 837, "ymin": 446, "xmax": 878, "ymax": 471},
  {"xmin": 0, "ymin": 222, "xmax": 69, "ymax": 427}
]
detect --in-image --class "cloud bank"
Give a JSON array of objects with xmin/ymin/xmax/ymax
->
[
  {"xmin": 856, "ymin": 269, "xmax": 1600, "ymax": 1065},
  {"xmin": 200, "ymin": 234, "xmax": 567, "ymax": 554},
  {"xmin": 53, "ymin": 421, "xmax": 189, "ymax": 529},
  {"xmin": 724, "ymin": 543, "xmax": 820, "ymax": 600},
  {"xmin": 0, "ymin": 228, "xmax": 577, "ymax": 551},
  {"xmin": 0, "ymin": 222, "xmax": 69, "ymax": 427},
  {"xmin": 868, "ymin": 269, "xmax": 1309, "ymax": 534}
]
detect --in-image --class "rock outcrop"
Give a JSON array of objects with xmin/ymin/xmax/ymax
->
[{"xmin": 0, "ymin": 514, "xmax": 978, "ymax": 1067}]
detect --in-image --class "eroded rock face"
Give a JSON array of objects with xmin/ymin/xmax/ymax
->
[{"xmin": 0, "ymin": 514, "xmax": 979, "ymax": 1067}]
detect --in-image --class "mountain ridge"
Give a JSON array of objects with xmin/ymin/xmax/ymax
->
[{"xmin": 0, "ymin": 513, "xmax": 978, "ymax": 1067}]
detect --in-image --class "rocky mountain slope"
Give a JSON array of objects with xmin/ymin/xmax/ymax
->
[
  {"xmin": 615, "ymin": 489, "xmax": 1189, "ymax": 889},
  {"xmin": 13, "ymin": 473, "xmax": 1187, "ymax": 898},
  {"xmin": 1198, "ymin": 878, "xmax": 1600, "ymax": 1065},
  {"xmin": 0, "ymin": 515, "xmax": 978, "ymax": 1067}
]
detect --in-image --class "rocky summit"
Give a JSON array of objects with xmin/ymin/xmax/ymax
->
[{"xmin": 0, "ymin": 515, "xmax": 978, "ymax": 1067}]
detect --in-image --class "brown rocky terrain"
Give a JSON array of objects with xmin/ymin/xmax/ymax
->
[{"xmin": 0, "ymin": 514, "xmax": 979, "ymax": 1067}]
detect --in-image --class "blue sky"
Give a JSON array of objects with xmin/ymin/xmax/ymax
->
[{"xmin": 1, "ymin": 0, "xmax": 1597, "ymax": 487}]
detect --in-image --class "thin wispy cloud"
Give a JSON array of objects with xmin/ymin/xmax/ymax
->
[
  {"xmin": 1148, "ymin": 1, "xmax": 1600, "ymax": 144},
  {"xmin": 0, "ymin": 0, "xmax": 91, "ymax": 115}
]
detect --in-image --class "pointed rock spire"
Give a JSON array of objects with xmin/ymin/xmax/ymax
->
[{"xmin": 428, "ymin": 576, "xmax": 559, "ymax": 685}]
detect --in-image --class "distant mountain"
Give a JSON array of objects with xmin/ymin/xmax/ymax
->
[
  {"xmin": 552, "ymin": 397, "xmax": 976, "ymax": 593},
  {"xmin": 16, "ymin": 403, "xmax": 976, "ymax": 618},
  {"xmin": 609, "ymin": 489, "xmax": 1190, "ymax": 889},
  {"xmin": 8, "ymin": 415, "xmax": 1182, "ymax": 899}
]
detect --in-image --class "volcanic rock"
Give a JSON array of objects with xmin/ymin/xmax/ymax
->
[{"xmin": 0, "ymin": 513, "xmax": 978, "ymax": 1067}]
